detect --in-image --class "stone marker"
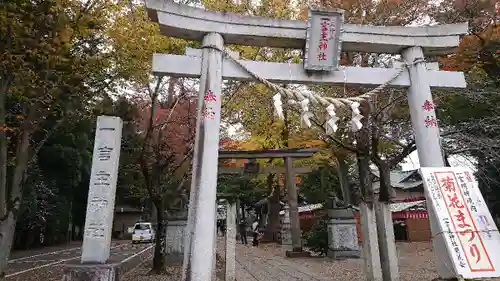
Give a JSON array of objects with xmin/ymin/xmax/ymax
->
[
  {"xmin": 165, "ymin": 219, "xmax": 188, "ymax": 263},
  {"xmin": 62, "ymin": 116, "xmax": 123, "ymax": 281},
  {"xmin": 280, "ymin": 205, "xmax": 292, "ymax": 246},
  {"xmin": 325, "ymin": 196, "xmax": 360, "ymax": 259},
  {"xmin": 327, "ymin": 208, "xmax": 360, "ymax": 259},
  {"xmin": 81, "ymin": 116, "xmax": 123, "ymax": 263}
]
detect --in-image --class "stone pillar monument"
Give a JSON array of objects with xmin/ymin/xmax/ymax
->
[
  {"xmin": 326, "ymin": 196, "xmax": 360, "ymax": 259},
  {"xmin": 62, "ymin": 116, "xmax": 123, "ymax": 281},
  {"xmin": 165, "ymin": 211, "xmax": 188, "ymax": 263},
  {"xmin": 280, "ymin": 204, "xmax": 292, "ymax": 246},
  {"xmin": 81, "ymin": 116, "xmax": 123, "ymax": 263}
]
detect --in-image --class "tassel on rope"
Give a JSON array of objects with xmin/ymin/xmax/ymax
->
[
  {"xmin": 325, "ymin": 104, "xmax": 339, "ymax": 134},
  {"xmin": 272, "ymin": 94, "xmax": 284, "ymax": 119},
  {"xmin": 349, "ymin": 101, "xmax": 363, "ymax": 131},
  {"xmin": 300, "ymin": 99, "xmax": 313, "ymax": 127}
]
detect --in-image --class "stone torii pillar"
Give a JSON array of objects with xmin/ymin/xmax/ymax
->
[
  {"xmin": 185, "ymin": 33, "xmax": 224, "ymax": 281},
  {"xmin": 145, "ymin": 2, "xmax": 468, "ymax": 281}
]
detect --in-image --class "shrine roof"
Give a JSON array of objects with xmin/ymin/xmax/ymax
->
[
  {"xmin": 389, "ymin": 200, "xmax": 426, "ymax": 212},
  {"xmin": 371, "ymin": 169, "xmax": 423, "ymax": 190}
]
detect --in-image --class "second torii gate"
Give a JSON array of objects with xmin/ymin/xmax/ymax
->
[
  {"xmin": 217, "ymin": 148, "xmax": 318, "ymax": 281},
  {"xmin": 145, "ymin": 1, "xmax": 468, "ymax": 281},
  {"xmin": 218, "ymin": 148, "xmax": 318, "ymax": 249}
]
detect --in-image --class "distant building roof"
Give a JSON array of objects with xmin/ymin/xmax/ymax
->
[
  {"xmin": 114, "ymin": 205, "xmax": 145, "ymax": 213},
  {"xmin": 278, "ymin": 201, "xmax": 427, "ymax": 215},
  {"xmin": 371, "ymin": 169, "xmax": 423, "ymax": 192},
  {"xmin": 279, "ymin": 203, "xmax": 323, "ymax": 215},
  {"xmin": 389, "ymin": 200, "xmax": 426, "ymax": 212}
]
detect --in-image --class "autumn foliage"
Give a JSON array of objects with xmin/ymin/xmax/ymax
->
[
  {"xmin": 136, "ymin": 98, "xmax": 196, "ymax": 165},
  {"xmin": 440, "ymin": 24, "xmax": 500, "ymax": 73}
]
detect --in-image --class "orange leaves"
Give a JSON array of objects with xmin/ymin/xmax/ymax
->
[
  {"xmin": 440, "ymin": 25, "xmax": 500, "ymax": 72},
  {"xmin": 292, "ymin": 139, "xmax": 326, "ymax": 148},
  {"xmin": 439, "ymin": 55, "xmax": 463, "ymax": 71},
  {"xmin": 0, "ymin": 124, "xmax": 15, "ymax": 133}
]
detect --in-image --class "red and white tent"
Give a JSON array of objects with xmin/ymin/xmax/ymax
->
[{"xmin": 390, "ymin": 200, "xmax": 428, "ymax": 219}]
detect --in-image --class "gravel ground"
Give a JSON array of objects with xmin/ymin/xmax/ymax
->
[
  {"xmin": 258, "ymin": 241, "xmax": 500, "ymax": 281},
  {"xmin": 9, "ymin": 241, "xmax": 82, "ymax": 260},
  {"xmin": 122, "ymin": 239, "xmax": 500, "ymax": 281},
  {"xmin": 123, "ymin": 252, "xmax": 225, "ymax": 281}
]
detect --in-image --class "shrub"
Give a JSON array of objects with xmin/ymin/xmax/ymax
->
[{"xmin": 303, "ymin": 214, "xmax": 329, "ymax": 256}]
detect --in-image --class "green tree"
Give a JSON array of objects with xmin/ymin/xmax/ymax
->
[
  {"xmin": 105, "ymin": 2, "xmax": 194, "ymax": 273},
  {"xmin": 436, "ymin": 21, "xmax": 500, "ymax": 217},
  {"xmin": 299, "ymin": 166, "xmax": 342, "ymax": 204},
  {"xmin": 13, "ymin": 94, "xmax": 145, "ymax": 249},
  {"xmin": 0, "ymin": 0, "xmax": 115, "ymax": 276}
]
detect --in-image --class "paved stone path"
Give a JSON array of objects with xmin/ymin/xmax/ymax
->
[{"xmin": 224, "ymin": 241, "xmax": 330, "ymax": 281}]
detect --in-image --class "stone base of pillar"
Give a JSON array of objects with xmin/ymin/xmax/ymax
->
[
  {"xmin": 327, "ymin": 248, "xmax": 360, "ymax": 259},
  {"xmin": 285, "ymin": 249, "xmax": 311, "ymax": 258},
  {"xmin": 165, "ymin": 219, "xmax": 187, "ymax": 258},
  {"xmin": 327, "ymin": 208, "xmax": 361, "ymax": 259},
  {"xmin": 61, "ymin": 263, "xmax": 119, "ymax": 281}
]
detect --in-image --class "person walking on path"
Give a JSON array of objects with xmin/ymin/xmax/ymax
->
[
  {"xmin": 251, "ymin": 220, "xmax": 260, "ymax": 246},
  {"xmin": 238, "ymin": 220, "xmax": 248, "ymax": 245}
]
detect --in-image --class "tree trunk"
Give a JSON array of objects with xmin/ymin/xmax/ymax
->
[
  {"xmin": 0, "ymin": 212, "xmax": 18, "ymax": 280},
  {"xmin": 0, "ymin": 77, "xmax": 10, "ymax": 281},
  {"xmin": 0, "ymin": 124, "xmax": 33, "ymax": 279},
  {"xmin": 377, "ymin": 161, "xmax": 393, "ymax": 203},
  {"xmin": 71, "ymin": 223, "xmax": 76, "ymax": 241},
  {"xmin": 152, "ymin": 200, "xmax": 167, "ymax": 274},
  {"xmin": 356, "ymin": 151, "xmax": 383, "ymax": 281},
  {"xmin": 355, "ymin": 104, "xmax": 383, "ymax": 281},
  {"xmin": 263, "ymin": 174, "xmax": 280, "ymax": 242},
  {"xmin": 0, "ymin": 77, "xmax": 8, "ymax": 230},
  {"xmin": 26, "ymin": 230, "xmax": 34, "ymax": 249},
  {"xmin": 443, "ymin": 151, "xmax": 451, "ymax": 167},
  {"xmin": 336, "ymin": 154, "xmax": 352, "ymax": 204}
]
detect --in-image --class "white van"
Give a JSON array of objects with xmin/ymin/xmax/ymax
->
[{"xmin": 131, "ymin": 222, "xmax": 155, "ymax": 243}]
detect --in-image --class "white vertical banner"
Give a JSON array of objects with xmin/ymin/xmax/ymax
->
[{"xmin": 420, "ymin": 167, "xmax": 500, "ymax": 278}]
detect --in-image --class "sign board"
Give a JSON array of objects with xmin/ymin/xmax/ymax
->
[
  {"xmin": 304, "ymin": 8, "xmax": 344, "ymax": 72},
  {"xmin": 420, "ymin": 167, "xmax": 500, "ymax": 278}
]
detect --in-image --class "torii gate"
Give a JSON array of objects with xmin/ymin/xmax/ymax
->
[
  {"xmin": 217, "ymin": 148, "xmax": 318, "ymax": 280},
  {"xmin": 145, "ymin": 1, "xmax": 468, "ymax": 281}
]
